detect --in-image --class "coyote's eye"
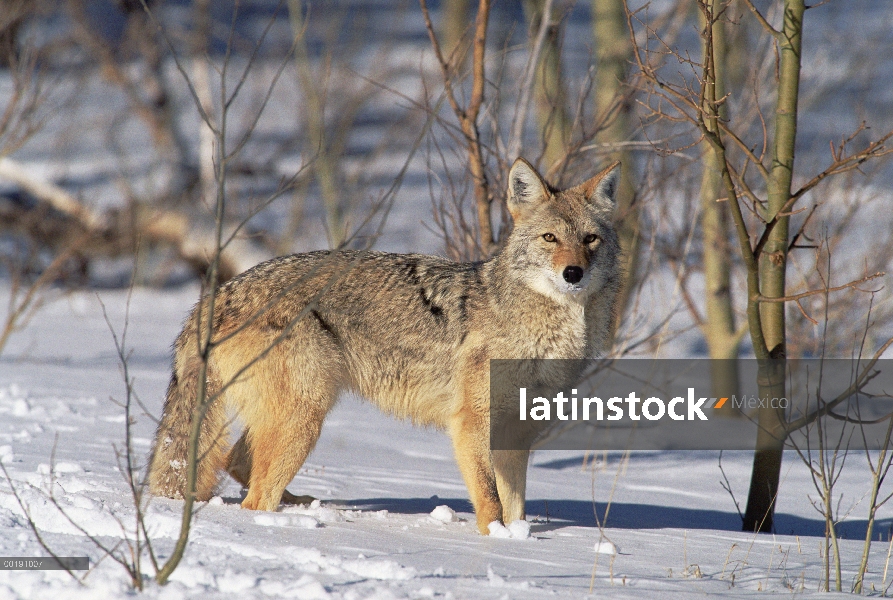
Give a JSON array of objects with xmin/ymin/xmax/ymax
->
[
  {"xmin": 542, "ymin": 233, "xmax": 557, "ymax": 243},
  {"xmin": 583, "ymin": 234, "xmax": 599, "ymax": 244}
]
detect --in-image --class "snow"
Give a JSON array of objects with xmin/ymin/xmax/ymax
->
[
  {"xmin": 594, "ymin": 539, "xmax": 618, "ymax": 556},
  {"xmin": 253, "ymin": 514, "xmax": 322, "ymax": 530},
  {"xmin": 486, "ymin": 520, "xmax": 531, "ymax": 540},
  {"xmin": 0, "ymin": 0, "xmax": 892, "ymax": 597},
  {"xmin": 2, "ymin": 288, "xmax": 893, "ymax": 598},
  {"xmin": 428, "ymin": 505, "xmax": 458, "ymax": 524},
  {"xmin": 283, "ymin": 500, "xmax": 346, "ymax": 524}
]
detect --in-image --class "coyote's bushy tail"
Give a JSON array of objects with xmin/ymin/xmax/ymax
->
[{"xmin": 148, "ymin": 341, "xmax": 228, "ymax": 502}]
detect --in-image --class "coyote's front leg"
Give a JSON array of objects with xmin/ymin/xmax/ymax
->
[
  {"xmin": 448, "ymin": 407, "xmax": 502, "ymax": 534},
  {"xmin": 492, "ymin": 449, "xmax": 530, "ymax": 524}
]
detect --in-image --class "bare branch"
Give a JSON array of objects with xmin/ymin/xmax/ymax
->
[
  {"xmin": 754, "ymin": 272, "xmax": 885, "ymax": 303},
  {"xmin": 741, "ymin": 0, "xmax": 782, "ymax": 37},
  {"xmin": 420, "ymin": 0, "xmax": 496, "ymax": 256},
  {"xmin": 792, "ymin": 129, "xmax": 893, "ymax": 201},
  {"xmin": 785, "ymin": 335, "xmax": 893, "ymax": 434},
  {"xmin": 507, "ymin": 0, "xmax": 555, "ymax": 161}
]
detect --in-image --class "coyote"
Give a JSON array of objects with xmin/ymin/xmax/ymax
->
[{"xmin": 148, "ymin": 158, "xmax": 621, "ymax": 534}]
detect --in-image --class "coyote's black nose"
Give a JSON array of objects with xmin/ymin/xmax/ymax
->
[{"xmin": 563, "ymin": 266, "xmax": 584, "ymax": 284}]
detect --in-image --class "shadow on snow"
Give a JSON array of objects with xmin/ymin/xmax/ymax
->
[{"xmin": 326, "ymin": 495, "xmax": 891, "ymax": 540}]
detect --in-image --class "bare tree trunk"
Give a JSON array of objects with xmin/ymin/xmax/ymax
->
[
  {"xmin": 632, "ymin": 0, "xmax": 891, "ymax": 538},
  {"xmin": 192, "ymin": 0, "xmax": 215, "ymax": 208},
  {"xmin": 442, "ymin": 0, "xmax": 470, "ymax": 63},
  {"xmin": 592, "ymin": 0, "xmax": 637, "ymax": 333},
  {"xmin": 522, "ymin": 0, "xmax": 571, "ymax": 170},
  {"xmin": 288, "ymin": 0, "xmax": 345, "ymax": 248},
  {"xmin": 123, "ymin": 0, "xmax": 192, "ymax": 198},
  {"xmin": 741, "ymin": 359, "xmax": 788, "ymax": 532},
  {"xmin": 742, "ymin": 0, "xmax": 805, "ymax": 533},
  {"xmin": 0, "ymin": 0, "xmax": 26, "ymax": 68},
  {"xmin": 699, "ymin": 0, "xmax": 740, "ymax": 407}
]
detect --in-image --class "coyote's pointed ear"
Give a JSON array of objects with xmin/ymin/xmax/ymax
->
[
  {"xmin": 507, "ymin": 158, "xmax": 549, "ymax": 219},
  {"xmin": 580, "ymin": 161, "xmax": 621, "ymax": 210}
]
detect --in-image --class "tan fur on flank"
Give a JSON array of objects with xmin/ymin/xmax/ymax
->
[{"xmin": 148, "ymin": 159, "xmax": 622, "ymax": 534}]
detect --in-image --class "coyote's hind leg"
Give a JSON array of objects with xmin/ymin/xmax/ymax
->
[
  {"xmin": 226, "ymin": 430, "xmax": 316, "ymax": 506},
  {"xmin": 238, "ymin": 393, "xmax": 330, "ymax": 512}
]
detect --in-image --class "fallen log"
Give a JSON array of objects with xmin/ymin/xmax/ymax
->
[{"xmin": 0, "ymin": 157, "xmax": 270, "ymax": 284}]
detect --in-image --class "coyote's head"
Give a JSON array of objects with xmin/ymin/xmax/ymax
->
[{"xmin": 503, "ymin": 158, "xmax": 621, "ymax": 301}]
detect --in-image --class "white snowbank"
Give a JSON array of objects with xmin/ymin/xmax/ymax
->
[
  {"xmin": 486, "ymin": 564, "xmax": 533, "ymax": 590},
  {"xmin": 253, "ymin": 513, "xmax": 322, "ymax": 529},
  {"xmin": 594, "ymin": 539, "xmax": 618, "ymax": 555},
  {"xmin": 258, "ymin": 575, "xmax": 330, "ymax": 599},
  {"xmin": 429, "ymin": 504, "xmax": 458, "ymax": 523},
  {"xmin": 282, "ymin": 499, "xmax": 345, "ymax": 523},
  {"xmin": 487, "ymin": 519, "xmax": 531, "ymax": 539},
  {"xmin": 0, "ymin": 477, "xmax": 181, "ymax": 539},
  {"xmin": 341, "ymin": 558, "xmax": 417, "ymax": 581}
]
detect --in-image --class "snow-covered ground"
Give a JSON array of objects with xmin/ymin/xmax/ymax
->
[
  {"xmin": 1, "ymin": 0, "xmax": 893, "ymax": 597},
  {"xmin": 1, "ymin": 286, "xmax": 893, "ymax": 599}
]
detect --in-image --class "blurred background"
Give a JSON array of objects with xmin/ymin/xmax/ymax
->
[{"xmin": 0, "ymin": 0, "xmax": 891, "ymax": 359}]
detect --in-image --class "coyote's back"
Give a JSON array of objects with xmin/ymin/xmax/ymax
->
[{"xmin": 148, "ymin": 158, "xmax": 622, "ymax": 534}]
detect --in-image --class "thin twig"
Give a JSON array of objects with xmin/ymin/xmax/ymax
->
[
  {"xmin": 507, "ymin": 0, "xmax": 554, "ymax": 161},
  {"xmin": 754, "ymin": 272, "xmax": 885, "ymax": 303}
]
